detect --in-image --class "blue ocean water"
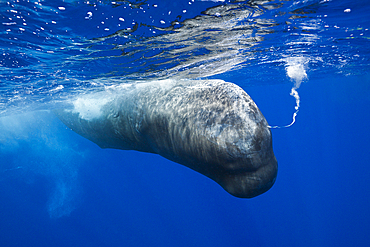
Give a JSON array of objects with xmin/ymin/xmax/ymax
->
[{"xmin": 1, "ymin": 0, "xmax": 370, "ymax": 246}]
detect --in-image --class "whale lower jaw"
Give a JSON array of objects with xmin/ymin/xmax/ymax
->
[{"xmin": 218, "ymin": 156, "xmax": 278, "ymax": 198}]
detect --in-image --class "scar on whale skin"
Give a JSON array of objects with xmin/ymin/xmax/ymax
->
[{"xmin": 55, "ymin": 79, "xmax": 278, "ymax": 198}]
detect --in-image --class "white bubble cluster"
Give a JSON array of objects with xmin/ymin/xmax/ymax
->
[{"xmin": 269, "ymin": 56, "xmax": 308, "ymax": 129}]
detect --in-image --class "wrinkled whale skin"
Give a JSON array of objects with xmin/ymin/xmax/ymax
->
[{"xmin": 55, "ymin": 79, "xmax": 278, "ymax": 198}]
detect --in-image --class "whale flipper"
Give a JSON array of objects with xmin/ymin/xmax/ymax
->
[{"xmin": 55, "ymin": 79, "xmax": 277, "ymax": 198}]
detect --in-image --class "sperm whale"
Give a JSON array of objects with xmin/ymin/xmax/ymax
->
[{"xmin": 55, "ymin": 79, "xmax": 277, "ymax": 198}]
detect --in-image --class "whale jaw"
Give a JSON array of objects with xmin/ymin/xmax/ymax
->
[{"xmin": 219, "ymin": 153, "xmax": 278, "ymax": 198}]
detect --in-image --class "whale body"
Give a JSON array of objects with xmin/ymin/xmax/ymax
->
[{"xmin": 55, "ymin": 79, "xmax": 277, "ymax": 198}]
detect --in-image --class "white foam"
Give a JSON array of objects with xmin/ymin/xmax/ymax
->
[
  {"xmin": 72, "ymin": 94, "xmax": 112, "ymax": 121},
  {"xmin": 285, "ymin": 56, "xmax": 308, "ymax": 88}
]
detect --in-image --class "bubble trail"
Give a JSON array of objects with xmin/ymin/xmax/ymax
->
[{"xmin": 269, "ymin": 56, "xmax": 307, "ymax": 129}]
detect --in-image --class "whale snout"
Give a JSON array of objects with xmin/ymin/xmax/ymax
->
[
  {"xmin": 214, "ymin": 124, "xmax": 278, "ymax": 198},
  {"xmin": 220, "ymin": 150, "xmax": 278, "ymax": 198}
]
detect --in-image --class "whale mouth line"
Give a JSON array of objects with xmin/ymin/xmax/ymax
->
[{"xmin": 217, "ymin": 153, "xmax": 278, "ymax": 198}]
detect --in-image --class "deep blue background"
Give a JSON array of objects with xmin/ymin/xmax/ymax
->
[{"xmin": 1, "ymin": 73, "xmax": 369, "ymax": 247}]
